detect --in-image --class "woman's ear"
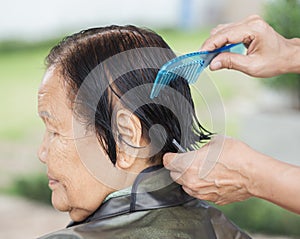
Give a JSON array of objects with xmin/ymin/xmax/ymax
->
[{"xmin": 115, "ymin": 108, "xmax": 142, "ymax": 169}]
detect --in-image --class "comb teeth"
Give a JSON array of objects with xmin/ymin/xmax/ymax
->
[
  {"xmin": 175, "ymin": 60, "xmax": 204, "ymax": 84},
  {"xmin": 175, "ymin": 60, "xmax": 202, "ymax": 79},
  {"xmin": 150, "ymin": 43, "xmax": 245, "ymax": 99},
  {"xmin": 150, "ymin": 56, "xmax": 207, "ymax": 99},
  {"xmin": 150, "ymin": 62, "xmax": 203, "ymax": 99},
  {"xmin": 150, "ymin": 71, "xmax": 174, "ymax": 98}
]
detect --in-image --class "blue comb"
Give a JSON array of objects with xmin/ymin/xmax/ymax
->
[{"xmin": 150, "ymin": 43, "xmax": 245, "ymax": 99}]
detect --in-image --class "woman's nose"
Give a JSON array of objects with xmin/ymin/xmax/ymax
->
[{"xmin": 38, "ymin": 143, "xmax": 48, "ymax": 164}]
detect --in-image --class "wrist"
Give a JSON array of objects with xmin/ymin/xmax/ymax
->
[
  {"xmin": 245, "ymin": 150, "xmax": 273, "ymax": 199},
  {"xmin": 284, "ymin": 38, "xmax": 300, "ymax": 74}
]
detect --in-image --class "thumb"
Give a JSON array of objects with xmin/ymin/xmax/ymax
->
[
  {"xmin": 163, "ymin": 152, "xmax": 177, "ymax": 169},
  {"xmin": 209, "ymin": 52, "xmax": 251, "ymax": 73}
]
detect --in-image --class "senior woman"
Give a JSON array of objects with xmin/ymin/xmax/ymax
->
[{"xmin": 38, "ymin": 26, "xmax": 250, "ymax": 239}]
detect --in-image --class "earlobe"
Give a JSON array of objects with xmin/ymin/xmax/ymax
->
[{"xmin": 116, "ymin": 155, "xmax": 133, "ymax": 169}]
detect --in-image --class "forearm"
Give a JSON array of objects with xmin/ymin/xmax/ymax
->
[{"xmin": 249, "ymin": 153, "xmax": 300, "ymax": 214}]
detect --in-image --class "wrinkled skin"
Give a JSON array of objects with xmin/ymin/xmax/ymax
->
[
  {"xmin": 38, "ymin": 68, "xmax": 116, "ymax": 222},
  {"xmin": 164, "ymin": 136, "xmax": 253, "ymax": 205},
  {"xmin": 37, "ymin": 68, "xmax": 151, "ymax": 222},
  {"xmin": 164, "ymin": 135, "xmax": 300, "ymax": 214}
]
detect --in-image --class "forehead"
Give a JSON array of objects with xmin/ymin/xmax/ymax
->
[
  {"xmin": 38, "ymin": 68, "xmax": 71, "ymax": 119},
  {"xmin": 39, "ymin": 68, "xmax": 62, "ymax": 96}
]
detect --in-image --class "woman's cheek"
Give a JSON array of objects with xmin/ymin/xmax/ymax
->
[
  {"xmin": 51, "ymin": 138, "xmax": 83, "ymax": 190},
  {"xmin": 49, "ymin": 138, "xmax": 73, "ymax": 165},
  {"xmin": 48, "ymin": 141, "xmax": 74, "ymax": 212}
]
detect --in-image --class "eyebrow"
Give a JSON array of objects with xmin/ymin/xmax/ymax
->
[
  {"xmin": 39, "ymin": 111, "xmax": 52, "ymax": 118},
  {"xmin": 38, "ymin": 111, "xmax": 58, "ymax": 123}
]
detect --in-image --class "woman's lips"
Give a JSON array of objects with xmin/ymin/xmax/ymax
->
[{"xmin": 47, "ymin": 174, "xmax": 59, "ymax": 187}]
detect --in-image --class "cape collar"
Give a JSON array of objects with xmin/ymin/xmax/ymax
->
[{"xmin": 68, "ymin": 165, "xmax": 194, "ymax": 228}]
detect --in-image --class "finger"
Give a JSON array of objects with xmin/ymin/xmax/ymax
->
[
  {"xmin": 200, "ymin": 29, "xmax": 254, "ymax": 52},
  {"xmin": 185, "ymin": 190, "xmax": 220, "ymax": 203},
  {"xmin": 170, "ymin": 169, "xmax": 202, "ymax": 186},
  {"xmin": 210, "ymin": 23, "xmax": 231, "ymax": 36},
  {"xmin": 209, "ymin": 52, "xmax": 251, "ymax": 73},
  {"xmin": 200, "ymin": 14, "xmax": 260, "ymax": 51},
  {"xmin": 182, "ymin": 182, "xmax": 219, "ymax": 194},
  {"xmin": 164, "ymin": 151, "xmax": 199, "ymax": 173},
  {"xmin": 163, "ymin": 153, "xmax": 177, "ymax": 169},
  {"xmin": 200, "ymin": 33, "xmax": 235, "ymax": 51},
  {"xmin": 163, "ymin": 153, "xmax": 188, "ymax": 173},
  {"xmin": 200, "ymin": 193, "xmax": 220, "ymax": 203},
  {"xmin": 182, "ymin": 186, "xmax": 198, "ymax": 197},
  {"xmin": 169, "ymin": 171, "xmax": 185, "ymax": 183},
  {"xmin": 192, "ymin": 185, "xmax": 219, "ymax": 195},
  {"xmin": 215, "ymin": 198, "xmax": 230, "ymax": 205}
]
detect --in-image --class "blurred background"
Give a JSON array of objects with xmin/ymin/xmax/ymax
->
[{"xmin": 0, "ymin": 0, "xmax": 299, "ymax": 238}]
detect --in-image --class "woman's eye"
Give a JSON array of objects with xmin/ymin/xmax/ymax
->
[{"xmin": 48, "ymin": 130, "xmax": 59, "ymax": 137}]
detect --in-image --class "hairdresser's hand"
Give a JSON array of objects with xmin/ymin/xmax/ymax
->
[
  {"xmin": 201, "ymin": 15, "xmax": 300, "ymax": 77},
  {"xmin": 164, "ymin": 135, "xmax": 300, "ymax": 214},
  {"xmin": 164, "ymin": 136, "xmax": 254, "ymax": 205}
]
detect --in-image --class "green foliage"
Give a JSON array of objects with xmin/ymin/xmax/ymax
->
[
  {"xmin": 263, "ymin": 0, "xmax": 300, "ymax": 106},
  {"xmin": 215, "ymin": 198, "xmax": 300, "ymax": 237},
  {"xmin": 156, "ymin": 28, "xmax": 210, "ymax": 53},
  {"xmin": 0, "ymin": 38, "xmax": 59, "ymax": 55},
  {"xmin": 0, "ymin": 41, "xmax": 49, "ymax": 140},
  {"xmin": 8, "ymin": 173, "xmax": 52, "ymax": 205},
  {"xmin": 265, "ymin": 0, "xmax": 300, "ymax": 39}
]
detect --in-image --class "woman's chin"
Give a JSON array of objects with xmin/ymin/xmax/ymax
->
[
  {"xmin": 68, "ymin": 208, "xmax": 92, "ymax": 222},
  {"xmin": 51, "ymin": 191, "xmax": 92, "ymax": 222},
  {"xmin": 51, "ymin": 191, "xmax": 70, "ymax": 212}
]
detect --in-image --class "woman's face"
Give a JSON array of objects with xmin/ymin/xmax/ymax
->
[{"xmin": 37, "ymin": 68, "xmax": 115, "ymax": 222}]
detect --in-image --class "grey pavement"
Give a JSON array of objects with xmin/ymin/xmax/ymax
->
[
  {"xmin": 0, "ymin": 195, "xmax": 69, "ymax": 239},
  {"xmin": 240, "ymin": 110, "xmax": 300, "ymax": 166}
]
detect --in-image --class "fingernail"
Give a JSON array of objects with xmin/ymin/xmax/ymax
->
[{"xmin": 211, "ymin": 61, "xmax": 222, "ymax": 70}]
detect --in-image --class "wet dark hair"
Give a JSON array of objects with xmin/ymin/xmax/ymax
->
[{"xmin": 46, "ymin": 25, "xmax": 211, "ymax": 164}]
